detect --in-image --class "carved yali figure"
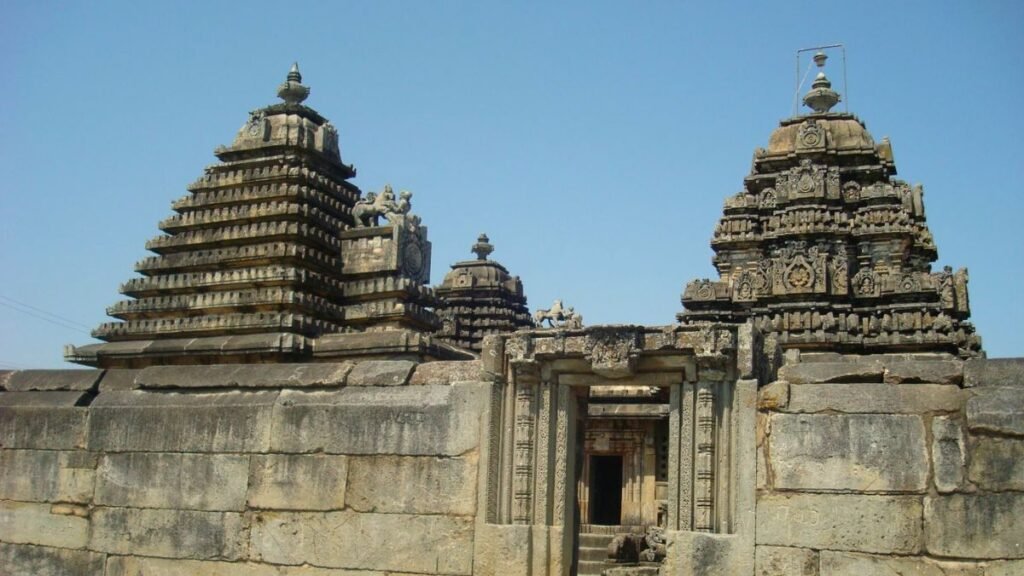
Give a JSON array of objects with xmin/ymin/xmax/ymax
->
[
  {"xmin": 533, "ymin": 299, "xmax": 583, "ymax": 328},
  {"xmin": 352, "ymin": 186, "xmax": 397, "ymax": 227}
]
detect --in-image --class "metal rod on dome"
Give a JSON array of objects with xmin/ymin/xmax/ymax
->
[{"xmin": 794, "ymin": 44, "xmax": 847, "ymax": 115}]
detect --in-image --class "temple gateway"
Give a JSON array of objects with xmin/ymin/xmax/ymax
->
[{"xmin": 1, "ymin": 57, "xmax": 1020, "ymax": 576}]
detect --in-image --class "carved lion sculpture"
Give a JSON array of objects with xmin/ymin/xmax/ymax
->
[{"xmin": 352, "ymin": 186, "xmax": 399, "ymax": 228}]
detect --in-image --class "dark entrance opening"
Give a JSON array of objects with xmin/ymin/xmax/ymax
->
[{"xmin": 589, "ymin": 455, "xmax": 623, "ymax": 525}]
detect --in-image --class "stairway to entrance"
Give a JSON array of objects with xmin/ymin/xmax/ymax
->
[{"xmin": 577, "ymin": 525, "xmax": 646, "ymax": 576}]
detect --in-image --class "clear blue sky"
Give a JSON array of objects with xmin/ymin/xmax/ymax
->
[{"xmin": 1, "ymin": 1, "xmax": 1021, "ymax": 368}]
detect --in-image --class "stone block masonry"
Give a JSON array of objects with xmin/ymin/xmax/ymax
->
[
  {"xmin": 0, "ymin": 361, "xmax": 491, "ymax": 575},
  {"xmin": 755, "ymin": 353, "xmax": 1024, "ymax": 575}
]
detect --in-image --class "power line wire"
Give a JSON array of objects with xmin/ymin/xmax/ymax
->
[
  {"xmin": 0, "ymin": 300, "xmax": 93, "ymax": 335},
  {"xmin": 0, "ymin": 294, "xmax": 93, "ymax": 330}
]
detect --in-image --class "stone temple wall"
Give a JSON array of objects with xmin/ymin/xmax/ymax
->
[
  {"xmin": 0, "ymin": 361, "xmax": 492, "ymax": 575},
  {"xmin": 754, "ymin": 354, "xmax": 1024, "ymax": 575},
  {"xmin": 1, "ymin": 348, "xmax": 1022, "ymax": 575}
]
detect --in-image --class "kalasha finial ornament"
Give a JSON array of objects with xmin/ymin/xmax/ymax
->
[
  {"xmin": 802, "ymin": 49, "xmax": 841, "ymax": 113},
  {"xmin": 277, "ymin": 62, "xmax": 310, "ymax": 105},
  {"xmin": 472, "ymin": 234, "xmax": 494, "ymax": 261}
]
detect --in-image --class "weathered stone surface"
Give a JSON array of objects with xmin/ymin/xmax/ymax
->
[
  {"xmin": 988, "ymin": 560, "xmax": 1024, "ymax": 576},
  {"xmin": 964, "ymin": 357, "xmax": 1024, "ymax": 388},
  {"xmin": 480, "ymin": 334, "xmax": 505, "ymax": 377},
  {"xmin": 95, "ymin": 452, "xmax": 248, "ymax": 511},
  {"xmin": 966, "ymin": 387, "xmax": 1024, "ymax": 436},
  {"xmin": 925, "ymin": 494, "xmax": 1024, "ymax": 558},
  {"xmin": 97, "ymin": 368, "xmax": 142, "ymax": 391},
  {"xmin": 472, "ymin": 523, "xmax": 532, "ymax": 576},
  {"xmin": 758, "ymin": 381, "xmax": 789, "ymax": 410},
  {"xmin": 819, "ymin": 551, "xmax": 985, "ymax": 575},
  {"xmin": 346, "ymin": 360, "xmax": 416, "ymax": 386},
  {"xmin": 0, "ymin": 542, "xmax": 105, "ymax": 576},
  {"xmin": 105, "ymin": 556, "xmax": 386, "ymax": 576},
  {"xmin": 0, "ymin": 450, "xmax": 95, "ymax": 503},
  {"xmin": 346, "ymin": 454, "xmax": 477, "ymax": 515},
  {"xmin": 777, "ymin": 360, "xmax": 884, "ymax": 384},
  {"xmin": 883, "ymin": 359, "xmax": 963, "ymax": 385},
  {"xmin": 967, "ymin": 437, "xmax": 1024, "ymax": 491},
  {"xmin": 90, "ymin": 506, "xmax": 246, "ymax": 560},
  {"xmin": 251, "ymin": 510, "xmax": 473, "ymax": 574},
  {"xmin": 0, "ymin": 370, "xmax": 10, "ymax": 390},
  {"xmin": 5, "ymin": 370, "xmax": 103, "ymax": 392},
  {"xmin": 0, "ymin": 501, "xmax": 89, "ymax": 549},
  {"xmin": 409, "ymin": 360, "xmax": 483, "ymax": 385},
  {"xmin": 137, "ymin": 362, "xmax": 353, "ymax": 389},
  {"xmin": 932, "ymin": 417, "xmax": 965, "ymax": 493},
  {"xmin": 0, "ymin": 397, "xmax": 88, "ymax": 449},
  {"xmin": 756, "ymin": 494, "xmax": 922, "ymax": 553},
  {"xmin": 88, "ymin": 389, "xmax": 276, "ymax": 452},
  {"xmin": 755, "ymin": 545, "xmax": 818, "ymax": 576},
  {"xmin": 248, "ymin": 454, "xmax": 347, "ymax": 510},
  {"xmin": 769, "ymin": 414, "xmax": 928, "ymax": 492},
  {"xmin": 271, "ymin": 383, "xmax": 484, "ymax": 456},
  {"xmin": 786, "ymin": 383, "xmax": 963, "ymax": 413},
  {"xmin": 664, "ymin": 532, "xmax": 751, "ymax": 576}
]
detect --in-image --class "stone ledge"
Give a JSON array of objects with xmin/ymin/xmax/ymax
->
[
  {"xmin": 137, "ymin": 362, "xmax": 353, "ymax": 389},
  {"xmin": 88, "ymin": 390, "xmax": 277, "ymax": 453},
  {"xmin": 965, "ymin": 357, "xmax": 1024, "ymax": 388},
  {"xmin": 785, "ymin": 383, "xmax": 964, "ymax": 413},
  {"xmin": 347, "ymin": 360, "xmax": 415, "ymax": 386},
  {"xmin": 966, "ymin": 387, "xmax": 1024, "ymax": 436},
  {"xmin": 778, "ymin": 360, "xmax": 885, "ymax": 384},
  {"xmin": 4, "ymin": 370, "xmax": 104, "ymax": 392},
  {"xmin": 409, "ymin": 360, "xmax": 484, "ymax": 385},
  {"xmin": 819, "ymin": 550, "xmax": 988, "ymax": 575},
  {"xmin": 883, "ymin": 359, "xmax": 963, "ymax": 385}
]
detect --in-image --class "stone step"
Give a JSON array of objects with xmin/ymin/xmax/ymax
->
[
  {"xmin": 577, "ymin": 559, "xmax": 610, "ymax": 576},
  {"xmin": 579, "ymin": 546, "xmax": 609, "ymax": 562},
  {"xmin": 579, "ymin": 532, "xmax": 617, "ymax": 548}
]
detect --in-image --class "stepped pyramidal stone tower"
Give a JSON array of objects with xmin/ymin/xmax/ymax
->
[
  {"xmin": 66, "ymin": 65, "xmax": 458, "ymax": 367},
  {"xmin": 435, "ymin": 234, "xmax": 533, "ymax": 351},
  {"xmin": 680, "ymin": 54, "xmax": 982, "ymax": 358}
]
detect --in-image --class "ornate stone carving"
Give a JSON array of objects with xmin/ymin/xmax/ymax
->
[
  {"xmin": 583, "ymin": 327, "xmax": 641, "ymax": 378},
  {"xmin": 533, "ymin": 299, "xmax": 583, "ymax": 328},
  {"xmin": 679, "ymin": 55, "xmax": 981, "ymax": 357},
  {"xmin": 797, "ymin": 119, "xmax": 825, "ymax": 149}
]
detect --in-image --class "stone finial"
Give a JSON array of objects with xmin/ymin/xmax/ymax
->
[
  {"xmin": 277, "ymin": 62, "xmax": 310, "ymax": 104},
  {"xmin": 472, "ymin": 234, "xmax": 494, "ymax": 260},
  {"xmin": 803, "ymin": 71, "xmax": 841, "ymax": 113}
]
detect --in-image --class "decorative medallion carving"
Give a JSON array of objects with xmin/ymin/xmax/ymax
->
[
  {"xmin": 797, "ymin": 119, "xmax": 825, "ymax": 149},
  {"xmin": 583, "ymin": 327, "xmax": 641, "ymax": 378}
]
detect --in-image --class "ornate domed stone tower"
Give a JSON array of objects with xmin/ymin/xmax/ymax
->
[
  {"xmin": 435, "ymin": 234, "xmax": 533, "ymax": 352},
  {"xmin": 66, "ymin": 65, "xmax": 454, "ymax": 367},
  {"xmin": 680, "ymin": 55, "xmax": 981, "ymax": 357}
]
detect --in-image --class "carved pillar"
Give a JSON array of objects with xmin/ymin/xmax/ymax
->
[
  {"xmin": 694, "ymin": 382, "xmax": 716, "ymax": 532},
  {"xmin": 512, "ymin": 366, "xmax": 538, "ymax": 525},
  {"xmin": 668, "ymin": 382, "xmax": 695, "ymax": 531}
]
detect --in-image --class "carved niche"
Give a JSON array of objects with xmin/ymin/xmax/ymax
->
[
  {"xmin": 852, "ymin": 268, "xmax": 881, "ymax": 298},
  {"xmin": 771, "ymin": 243, "xmax": 826, "ymax": 295}
]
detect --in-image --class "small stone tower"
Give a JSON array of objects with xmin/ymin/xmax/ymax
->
[
  {"xmin": 435, "ymin": 234, "xmax": 533, "ymax": 352},
  {"xmin": 679, "ymin": 54, "xmax": 981, "ymax": 357},
  {"xmin": 66, "ymin": 65, "xmax": 450, "ymax": 367}
]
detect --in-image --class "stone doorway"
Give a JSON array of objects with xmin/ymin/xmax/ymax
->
[{"xmin": 588, "ymin": 454, "xmax": 623, "ymax": 525}]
